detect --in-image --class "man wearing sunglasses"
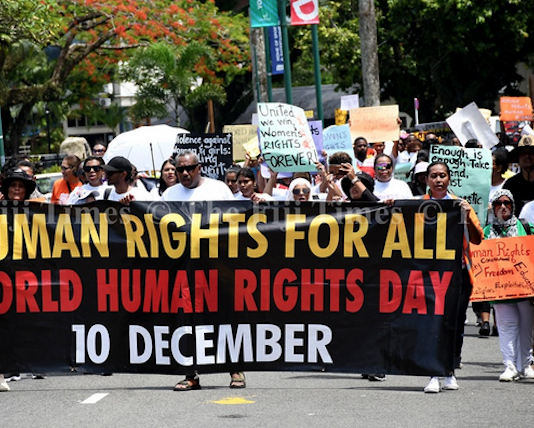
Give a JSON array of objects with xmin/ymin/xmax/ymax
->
[
  {"xmin": 67, "ymin": 156, "xmax": 112, "ymax": 204},
  {"xmin": 160, "ymin": 151, "xmax": 233, "ymax": 202}
]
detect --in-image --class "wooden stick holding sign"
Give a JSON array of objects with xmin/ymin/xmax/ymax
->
[{"xmin": 257, "ymin": 102, "xmax": 319, "ymax": 172}]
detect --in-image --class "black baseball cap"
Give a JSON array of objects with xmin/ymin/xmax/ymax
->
[{"xmin": 102, "ymin": 156, "xmax": 133, "ymax": 174}]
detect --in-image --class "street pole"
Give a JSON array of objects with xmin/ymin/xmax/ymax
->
[
  {"xmin": 278, "ymin": 0, "xmax": 292, "ymax": 104},
  {"xmin": 46, "ymin": 106, "xmax": 51, "ymax": 153},
  {"xmin": 311, "ymin": 24, "xmax": 323, "ymax": 125}
]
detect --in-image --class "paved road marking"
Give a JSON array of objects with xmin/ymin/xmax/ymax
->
[
  {"xmin": 81, "ymin": 393, "xmax": 109, "ymax": 404},
  {"xmin": 212, "ymin": 397, "xmax": 255, "ymax": 405}
]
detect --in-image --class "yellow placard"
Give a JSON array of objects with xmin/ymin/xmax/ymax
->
[{"xmin": 223, "ymin": 124, "xmax": 258, "ymax": 161}]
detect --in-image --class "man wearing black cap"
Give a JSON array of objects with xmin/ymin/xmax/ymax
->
[
  {"xmin": 503, "ymin": 135, "xmax": 534, "ymax": 216},
  {"xmin": 103, "ymin": 156, "xmax": 151, "ymax": 202}
]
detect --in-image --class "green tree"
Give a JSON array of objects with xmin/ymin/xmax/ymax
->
[
  {"xmin": 0, "ymin": 0, "xmax": 249, "ymax": 153},
  {"xmin": 121, "ymin": 42, "xmax": 226, "ymax": 129},
  {"xmin": 291, "ymin": 0, "xmax": 534, "ymax": 122}
]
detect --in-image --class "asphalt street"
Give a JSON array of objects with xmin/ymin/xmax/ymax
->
[{"xmin": 2, "ymin": 307, "xmax": 533, "ymax": 428}]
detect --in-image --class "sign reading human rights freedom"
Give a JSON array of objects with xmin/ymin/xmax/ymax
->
[
  {"xmin": 429, "ymin": 145, "xmax": 491, "ymax": 223},
  {"xmin": 470, "ymin": 235, "xmax": 534, "ymax": 301},
  {"xmin": 0, "ymin": 200, "xmax": 463, "ymax": 377},
  {"xmin": 174, "ymin": 133, "xmax": 233, "ymax": 181},
  {"xmin": 258, "ymin": 103, "xmax": 319, "ymax": 172}
]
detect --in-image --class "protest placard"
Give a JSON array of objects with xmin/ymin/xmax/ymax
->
[
  {"xmin": 393, "ymin": 162, "xmax": 412, "ymax": 183},
  {"xmin": 340, "ymin": 94, "xmax": 359, "ymax": 111},
  {"xmin": 308, "ymin": 120, "xmax": 324, "ymax": 162},
  {"xmin": 500, "ymin": 97, "xmax": 534, "ymax": 122},
  {"xmin": 349, "ymin": 105, "xmax": 399, "ymax": 143},
  {"xmin": 174, "ymin": 133, "xmax": 233, "ymax": 180},
  {"xmin": 471, "ymin": 235, "xmax": 534, "ymax": 301},
  {"xmin": 323, "ymin": 124, "xmax": 353, "ymax": 163},
  {"xmin": 446, "ymin": 102, "xmax": 499, "ymax": 149},
  {"xmin": 223, "ymin": 125, "xmax": 258, "ymax": 161},
  {"xmin": 257, "ymin": 103, "xmax": 319, "ymax": 172},
  {"xmin": 429, "ymin": 145, "xmax": 491, "ymax": 222}
]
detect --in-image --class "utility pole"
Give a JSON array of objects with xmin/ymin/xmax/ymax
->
[{"xmin": 359, "ymin": 0, "xmax": 380, "ymax": 106}]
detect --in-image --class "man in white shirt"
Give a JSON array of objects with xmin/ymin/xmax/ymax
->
[{"xmin": 160, "ymin": 151, "xmax": 233, "ymax": 201}]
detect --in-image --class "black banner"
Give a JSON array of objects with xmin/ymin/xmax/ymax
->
[{"xmin": 0, "ymin": 200, "xmax": 463, "ymax": 377}]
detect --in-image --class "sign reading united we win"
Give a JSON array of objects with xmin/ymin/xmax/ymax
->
[{"xmin": 257, "ymin": 103, "xmax": 318, "ymax": 172}]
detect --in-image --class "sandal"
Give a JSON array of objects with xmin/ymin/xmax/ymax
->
[
  {"xmin": 229, "ymin": 372, "xmax": 246, "ymax": 389},
  {"xmin": 174, "ymin": 376, "xmax": 201, "ymax": 391}
]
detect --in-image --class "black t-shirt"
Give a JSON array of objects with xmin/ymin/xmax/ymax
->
[{"xmin": 502, "ymin": 172, "xmax": 534, "ymax": 216}]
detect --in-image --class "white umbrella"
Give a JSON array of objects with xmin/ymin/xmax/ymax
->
[{"xmin": 103, "ymin": 125, "xmax": 189, "ymax": 174}]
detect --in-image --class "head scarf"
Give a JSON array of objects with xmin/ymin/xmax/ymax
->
[
  {"xmin": 488, "ymin": 189, "xmax": 518, "ymax": 238},
  {"xmin": 286, "ymin": 178, "xmax": 313, "ymax": 201}
]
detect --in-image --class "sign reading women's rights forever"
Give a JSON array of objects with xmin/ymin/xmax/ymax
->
[
  {"xmin": 429, "ymin": 145, "xmax": 491, "ymax": 222},
  {"xmin": 258, "ymin": 103, "xmax": 319, "ymax": 172}
]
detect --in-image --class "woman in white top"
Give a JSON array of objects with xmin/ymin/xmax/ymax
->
[{"xmin": 373, "ymin": 154, "xmax": 413, "ymax": 200}]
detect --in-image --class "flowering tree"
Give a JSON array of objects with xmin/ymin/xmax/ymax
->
[{"xmin": 0, "ymin": 0, "xmax": 249, "ymax": 153}]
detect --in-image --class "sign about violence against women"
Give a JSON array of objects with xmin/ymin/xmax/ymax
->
[
  {"xmin": 446, "ymin": 102, "xmax": 499, "ymax": 150},
  {"xmin": 349, "ymin": 105, "xmax": 400, "ymax": 144},
  {"xmin": 223, "ymin": 125, "xmax": 258, "ymax": 161},
  {"xmin": 322, "ymin": 124, "xmax": 353, "ymax": 164},
  {"xmin": 174, "ymin": 133, "xmax": 233, "ymax": 181},
  {"xmin": 499, "ymin": 97, "xmax": 534, "ymax": 122},
  {"xmin": 429, "ymin": 145, "xmax": 491, "ymax": 223},
  {"xmin": 257, "ymin": 103, "xmax": 319, "ymax": 172},
  {"xmin": 0, "ymin": 200, "xmax": 463, "ymax": 377},
  {"xmin": 471, "ymin": 235, "xmax": 534, "ymax": 302}
]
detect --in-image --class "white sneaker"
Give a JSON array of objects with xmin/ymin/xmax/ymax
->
[
  {"xmin": 0, "ymin": 375, "xmax": 10, "ymax": 392},
  {"xmin": 522, "ymin": 365, "xmax": 534, "ymax": 379},
  {"xmin": 499, "ymin": 365, "xmax": 519, "ymax": 382},
  {"xmin": 443, "ymin": 375, "xmax": 459, "ymax": 390},
  {"xmin": 424, "ymin": 377, "xmax": 441, "ymax": 393}
]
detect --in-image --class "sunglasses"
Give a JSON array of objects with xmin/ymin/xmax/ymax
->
[
  {"xmin": 60, "ymin": 165, "xmax": 72, "ymax": 171},
  {"xmin": 93, "ymin": 149, "xmax": 105, "ymax": 154},
  {"xmin": 83, "ymin": 165, "xmax": 103, "ymax": 173},
  {"xmin": 176, "ymin": 164, "xmax": 199, "ymax": 173},
  {"xmin": 105, "ymin": 170, "xmax": 119, "ymax": 176},
  {"xmin": 376, "ymin": 163, "xmax": 393, "ymax": 171},
  {"xmin": 292, "ymin": 187, "xmax": 311, "ymax": 195},
  {"xmin": 493, "ymin": 200, "xmax": 512, "ymax": 208}
]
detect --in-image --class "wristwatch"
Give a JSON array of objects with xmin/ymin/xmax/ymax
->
[{"xmin": 351, "ymin": 177, "xmax": 360, "ymax": 184}]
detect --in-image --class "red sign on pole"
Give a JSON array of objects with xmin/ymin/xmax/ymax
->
[{"xmin": 290, "ymin": 0, "xmax": 319, "ymax": 26}]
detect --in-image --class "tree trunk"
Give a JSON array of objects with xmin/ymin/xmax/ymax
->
[
  {"xmin": 250, "ymin": 27, "xmax": 268, "ymax": 103},
  {"xmin": 9, "ymin": 103, "xmax": 33, "ymax": 155},
  {"xmin": 359, "ymin": 0, "xmax": 380, "ymax": 107}
]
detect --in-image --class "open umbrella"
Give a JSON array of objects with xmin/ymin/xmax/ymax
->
[{"xmin": 103, "ymin": 125, "xmax": 189, "ymax": 174}]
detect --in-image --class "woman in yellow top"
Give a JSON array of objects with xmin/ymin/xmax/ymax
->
[{"xmin": 422, "ymin": 161, "xmax": 483, "ymax": 393}]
